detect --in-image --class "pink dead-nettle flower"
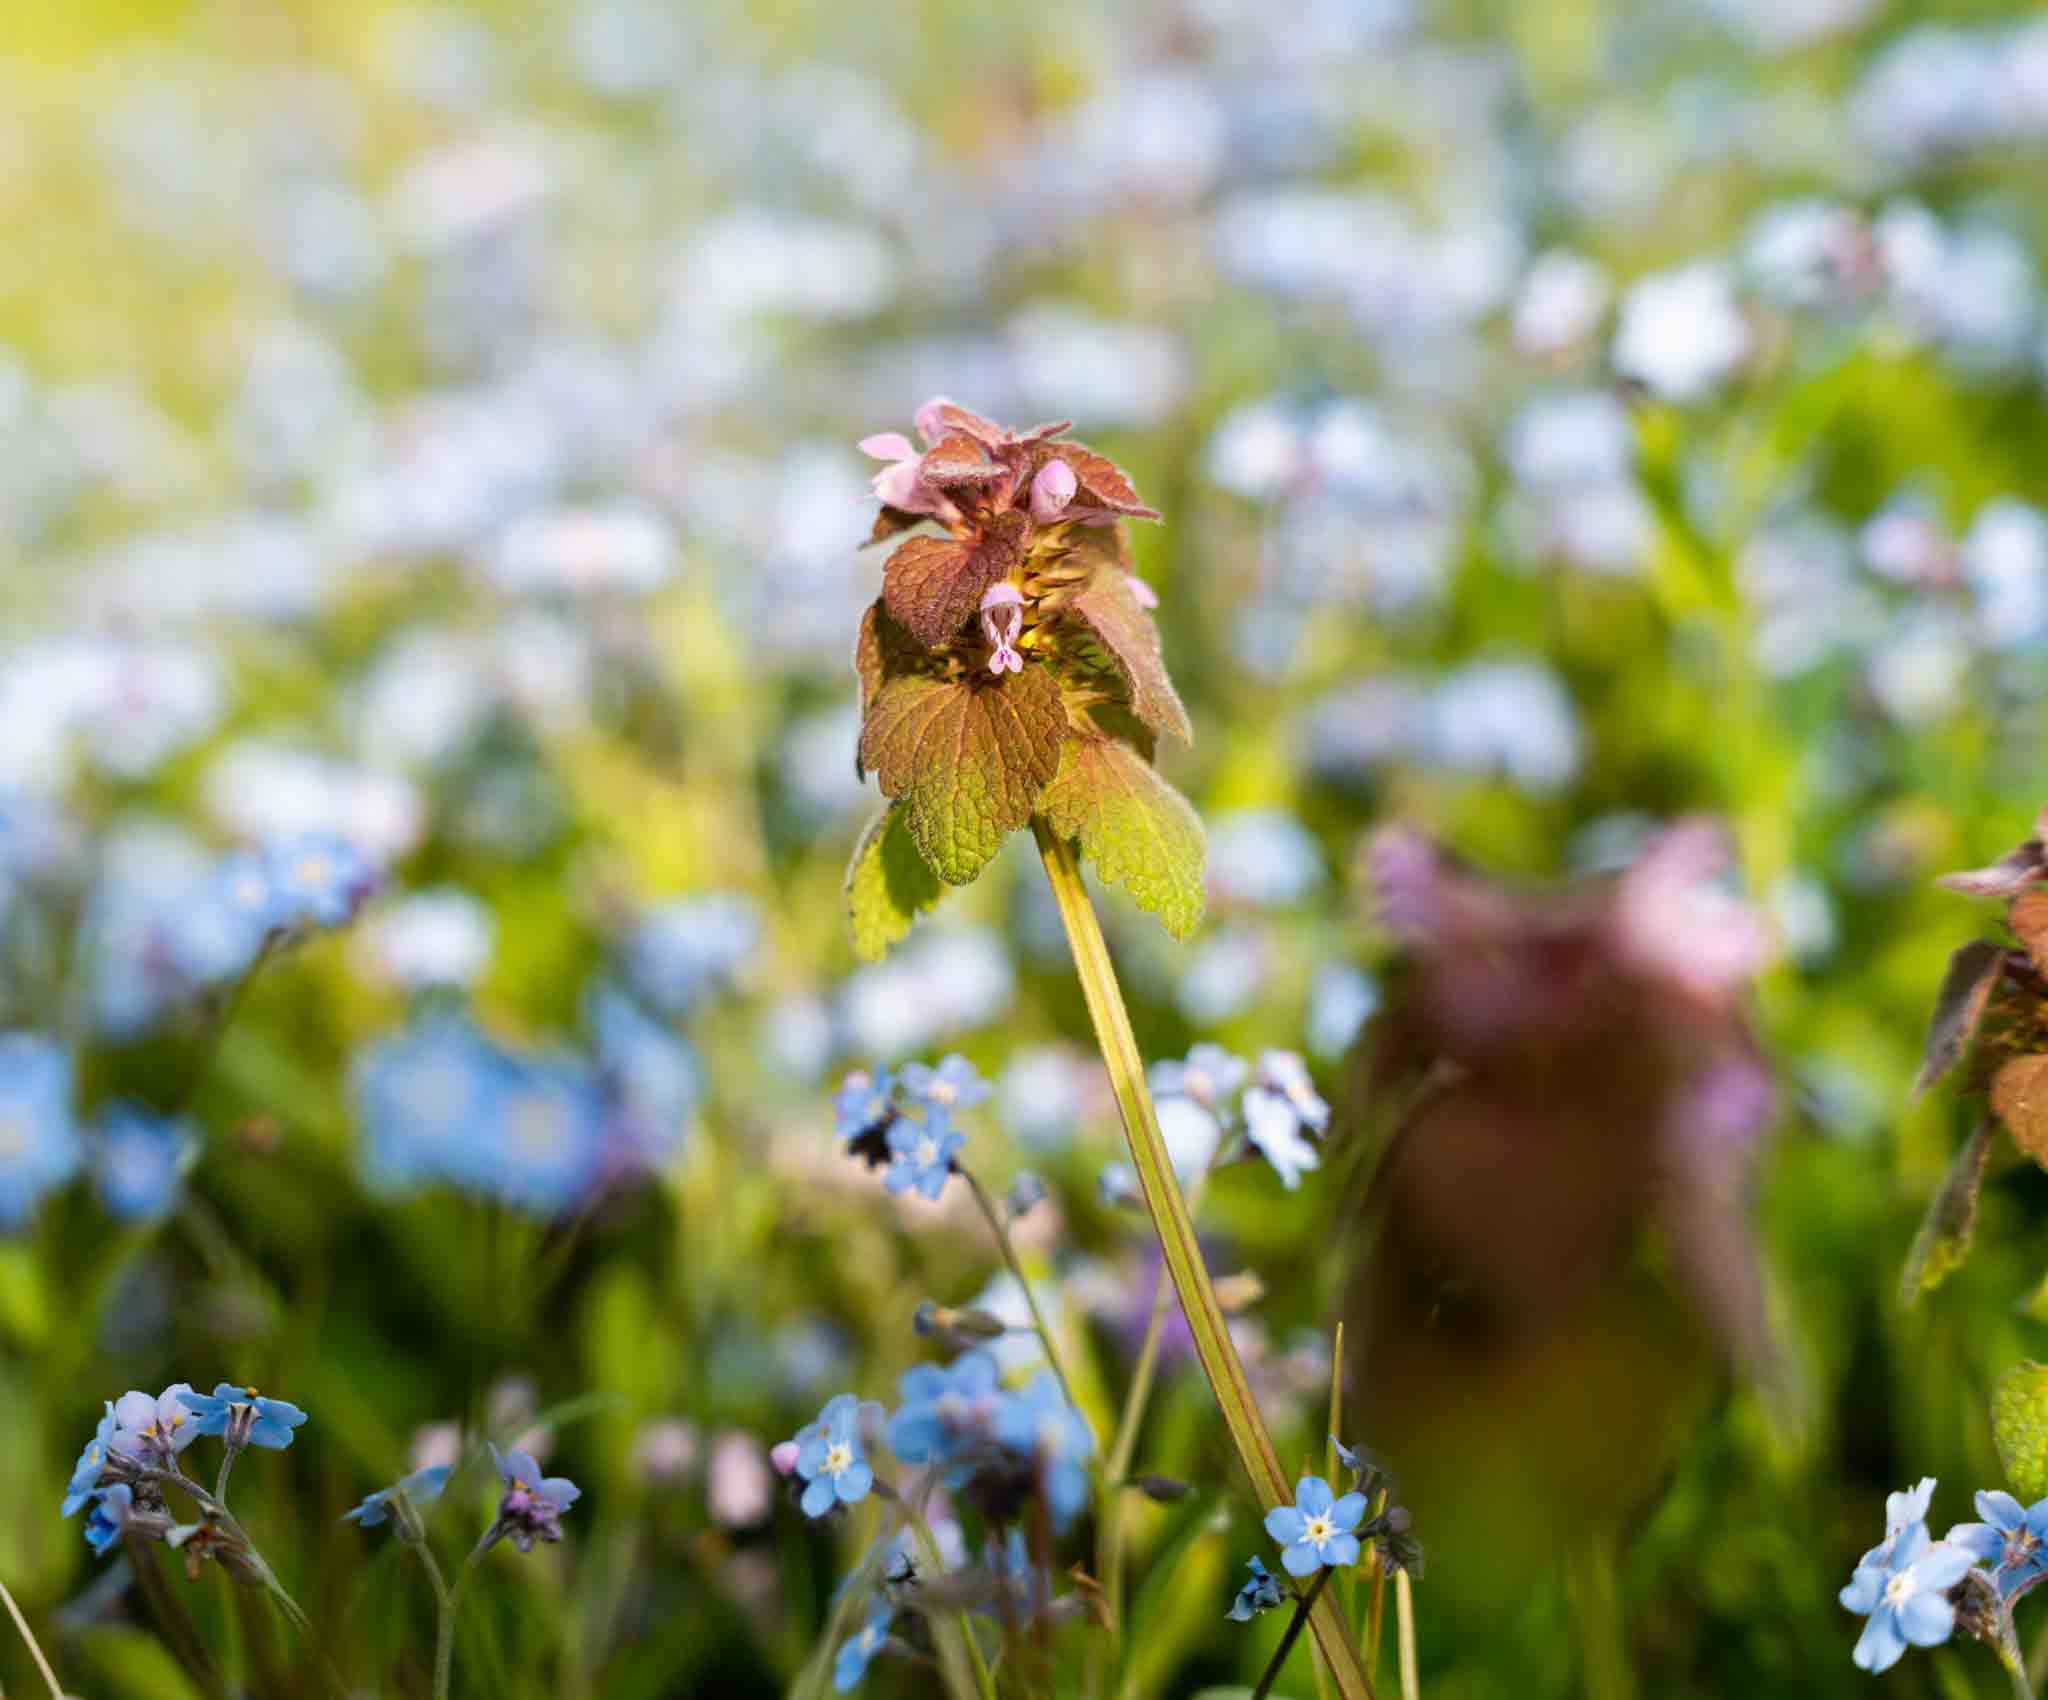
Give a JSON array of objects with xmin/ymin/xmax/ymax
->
[
  {"xmin": 980, "ymin": 582, "xmax": 1026, "ymax": 675},
  {"xmin": 1028, "ymin": 458, "xmax": 1077, "ymax": 524},
  {"xmin": 858, "ymin": 430, "xmax": 948, "ymax": 517}
]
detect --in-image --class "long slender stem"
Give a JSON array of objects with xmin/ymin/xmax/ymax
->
[
  {"xmin": 903, "ymin": 1509, "xmax": 992, "ymax": 1700},
  {"xmin": 434, "ymin": 1534, "xmax": 493, "ymax": 1700},
  {"xmin": 1253, "ymin": 1569, "xmax": 1335, "ymax": 1700},
  {"xmin": 961, "ymin": 1167, "xmax": 1082, "ymax": 1416},
  {"xmin": 1034, "ymin": 823, "xmax": 1376, "ymax": 1700},
  {"xmin": 125, "ymin": 1539, "xmax": 230, "ymax": 1700},
  {"xmin": 1394, "ymin": 1572, "xmax": 1419, "ymax": 1700},
  {"xmin": 0, "ymin": 1577, "xmax": 65, "ymax": 1700},
  {"xmin": 1096, "ymin": 1166, "xmax": 1212, "ymax": 1665}
]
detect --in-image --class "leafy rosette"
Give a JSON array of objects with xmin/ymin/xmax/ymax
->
[{"xmin": 846, "ymin": 399, "xmax": 1203, "ymax": 958}]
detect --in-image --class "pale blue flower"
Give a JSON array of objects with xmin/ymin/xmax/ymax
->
[
  {"xmin": 791, "ymin": 1394, "xmax": 876, "ymax": 1519},
  {"xmin": 0, "ymin": 1033, "xmax": 80, "ymax": 1231},
  {"xmin": 1946, "ymin": 1490, "xmax": 2048, "ymax": 1601},
  {"xmin": 900, "ymin": 1055, "xmax": 991, "ymax": 1114},
  {"xmin": 1228, "ymin": 1556, "xmax": 1287, "ymax": 1621},
  {"xmin": 344, "ymin": 1466, "xmax": 452, "ymax": 1529},
  {"xmin": 1839, "ymin": 1521, "xmax": 1972, "ymax": 1673},
  {"xmin": 833, "ymin": 1605, "xmax": 893, "ymax": 1692},
  {"xmin": 882, "ymin": 1115, "xmax": 962, "ymax": 1202},
  {"xmin": 1264, "ymin": 1475, "xmax": 1367, "ymax": 1576}
]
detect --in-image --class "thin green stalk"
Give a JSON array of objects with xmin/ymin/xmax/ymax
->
[
  {"xmin": 1096, "ymin": 1166, "xmax": 1212, "ymax": 1666},
  {"xmin": 0, "ymin": 1576, "xmax": 65, "ymax": 1700},
  {"xmin": 1033, "ymin": 822, "xmax": 1375, "ymax": 1700},
  {"xmin": 1253, "ymin": 1568, "xmax": 1335, "ymax": 1700},
  {"xmin": 1394, "ymin": 1572, "xmax": 1418, "ymax": 1700},
  {"xmin": 903, "ymin": 1510, "xmax": 994, "ymax": 1700},
  {"xmin": 1565, "ymin": 1543, "xmax": 1629, "ymax": 1700},
  {"xmin": 961, "ymin": 1166, "xmax": 1083, "ymax": 1417},
  {"xmin": 126, "ymin": 1538, "xmax": 230, "ymax": 1700},
  {"xmin": 432, "ymin": 1532, "xmax": 495, "ymax": 1700}
]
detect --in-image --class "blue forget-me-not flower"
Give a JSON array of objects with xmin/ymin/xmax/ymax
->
[
  {"xmin": 790, "ymin": 1394, "xmax": 878, "ymax": 1518},
  {"xmin": 1265, "ymin": 1475, "xmax": 1368, "ymax": 1576}
]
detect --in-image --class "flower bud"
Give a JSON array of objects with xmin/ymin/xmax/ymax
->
[{"xmin": 1028, "ymin": 459, "xmax": 1077, "ymax": 524}]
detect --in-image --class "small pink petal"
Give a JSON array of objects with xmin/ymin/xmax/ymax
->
[
  {"xmin": 914, "ymin": 396, "xmax": 954, "ymax": 445},
  {"xmin": 859, "ymin": 432, "xmax": 917, "ymax": 461},
  {"xmin": 1128, "ymin": 575, "xmax": 1159, "ymax": 609},
  {"xmin": 769, "ymin": 1440, "xmax": 801, "ymax": 1477},
  {"xmin": 1028, "ymin": 459, "xmax": 1077, "ymax": 524}
]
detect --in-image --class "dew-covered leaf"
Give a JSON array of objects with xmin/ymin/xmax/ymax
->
[
  {"xmin": 1914, "ymin": 938, "xmax": 2005, "ymax": 1097},
  {"xmin": 1067, "ymin": 567, "xmax": 1192, "ymax": 745},
  {"xmin": 1993, "ymin": 1054, "xmax": 2048, "ymax": 1166},
  {"xmin": 1994, "ymin": 1360, "xmax": 2048, "ymax": 1503},
  {"xmin": 846, "ymin": 802, "xmax": 945, "ymax": 961},
  {"xmin": 859, "ymin": 666, "xmax": 1064, "ymax": 885},
  {"xmin": 1899, "ymin": 1118, "xmax": 1993, "ymax": 1305},
  {"xmin": 1037, "ymin": 736, "xmax": 1205, "ymax": 939}
]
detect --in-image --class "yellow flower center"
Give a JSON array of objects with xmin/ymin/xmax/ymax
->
[
  {"xmin": 1305, "ymin": 1514, "xmax": 1336, "ymax": 1547},
  {"xmin": 823, "ymin": 1442, "xmax": 853, "ymax": 1478}
]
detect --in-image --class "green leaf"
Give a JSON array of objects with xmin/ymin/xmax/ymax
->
[
  {"xmin": 1915, "ymin": 938, "xmax": 2005, "ymax": 1097},
  {"xmin": 859, "ymin": 665, "xmax": 1064, "ymax": 885},
  {"xmin": 1899, "ymin": 1119, "xmax": 1993, "ymax": 1304},
  {"xmin": 1994, "ymin": 1361, "xmax": 2048, "ymax": 1502},
  {"xmin": 846, "ymin": 802, "xmax": 945, "ymax": 960},
  {"xmin": 882, "ymin": 511, "xmax": 1028, "ymax": 649},
  {"xmin": 853, "ymin": 599, "xmax": 926, "ymax": 774},
  {"xmin": 1066, "ymin": 566, "xmax": 1192, "ymax": 745},
  {"xmin": 1038, "ymin": 736, "xmax": 1205, "ymax": 939}
]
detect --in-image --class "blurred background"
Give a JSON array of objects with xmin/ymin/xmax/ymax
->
[{"xmin": 1, "ymin": 0, "xmax": 2047, "ymax": 1694}]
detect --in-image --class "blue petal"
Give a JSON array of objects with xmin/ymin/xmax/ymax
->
[
  {"xmin": 1330, "ymin": 1491, "xmax": 1367, "ymax": 1532},
  {"xmin": 1912, "ymin": 1541, "xmax": 1977, "ymax": 1592},
  {"xmin": 1296, "ymin": 1477, "xmax": 1334, "ymax": 1519},
  {"xmin": 1280, "ymin": 1540, "xmax": 1323, "ymax": 1577},
  {"xmin": 1899, "ymin": 1590, "xmax": 1956, "ymax": 1647},
  {"xmin": 839, "ymin": 1461, "xmax": 873, "ymax": 1503},
  {"xmin": 1325, "ymin": 1533, "xmax": 1362, "ymax": 1567},
  {"xmin": 1977, "ymin": 1490, "xmax": 2026, "ymax": 1530},
  {"xmin": 1265, "ymin": 1506, "xmax": 1307, "ymax": 1545},
  {"xmin": 1838, "ymin": 1565, "xmax": 1884, "ymax": 1615},
  {"xmin": 1947, "ymin": 1522, "xmax": 2002, "ymax": 1564},
  {"xmin": 1852, "ymin": 1611, "xmax": 1906, "ymax": 1673},
  {"xmin": 801, "ymin": 1475, "xmax": 836, "ymax": 1518}
]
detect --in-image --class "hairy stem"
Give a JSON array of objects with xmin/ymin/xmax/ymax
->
[{"xmin": 1033, "ymin": 821, "xmax": 1375, "ymax": 1700}]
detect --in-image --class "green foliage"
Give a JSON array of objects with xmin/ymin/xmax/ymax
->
[
  {"xmin": 1038, "ymin": 737, "xmax": 1206, "ymax": 940},
  {"xmin": 845, "ymin": 803, "xmax": 944, "ymax": 960},
  {"xmin": 1993, "ymin": 1363, "xmax": 2048, "ymax": 1504}
]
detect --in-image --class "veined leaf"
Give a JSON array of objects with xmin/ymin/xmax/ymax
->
[
  {"xmin": 1914, "ymin": 938, "xmax": 2004, "ymax": 1098},
  {"xmin": 846, "ymin": 802, "xmax": 945, "ymax": 960},
  {"xmin": 1038, "ymin": 736, "xmax": 1205, "ymax": 939},
  {"xmin": 1066, "ymin": 567, "xmax": 1192, "ymax": 745},
  {"xmin": 1994, "ymin": 1361, "xmax": 2048, "ymax": 1502},
  {"xmin": 860, "ymin": 665, "xmax": 1064, "ymax": 885},
  {"xmin": 1993, "ymin": 1054, "xmax": 2048, "ymax": 1166},
  {"xmin": 882, "ymin": 513, "xmax": 1028, "ymax": 649}
]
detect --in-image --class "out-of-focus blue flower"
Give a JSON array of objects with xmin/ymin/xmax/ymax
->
[
  {"xmin": 1243, "ymin": 1085, "xmax": 1322, "ymax": 1190},
  {"xmin": 991, "ymin": 1372, "xmax": 1095, "ymax": 1529},
  {"xmin": 1309, "ymin": 964, "xmax": 1380, "ymax": 1061},
  {"xmin": 790, "ymin": 1394, "xmax": 877, "ymax": 1519},
  {"xmin": 354, "ymin": 1013, "xmax": 505, "ymax": 1195},
  {"xmin": 110, "ymin": 1384, "xmax": 199, "ymax": 1467},
  {"xmin": 887, "ymin": 1350, "xmax": 1002, "ymax": 1463},
  {"xmin": 1098, "ymin": 1162, "xmax": 1141, "ymax": 1209},
  {"xmin": 625, "ymin": 894, "xmax": 760, "ymax": 1016},
  {"xmin": 900, "ymin": 1054, "xmax": 991, "ymax": 1113},
  {"xmin": 1156, "ymin": 1092, "xmax": 1223, "ymax": 1182},
  {"xmin": 833, "ymin": 1604, "xmax": 893, "ymax": 1693},
  {"xmin": 0, "ymin": 1033, "xmax": 81, "ymax": 1230},
  {"xmin": 489, "ymin": 1445, "xmax": 581, "ymax": 1551},
  {"xmin": 1946, "ymin": 1490, "xmax": 2048, "ymax": 1600},
  {"xmin": 344, "ymin": 1465, "xmax": 452, "ymax": 1529},
  {"xmin": 180, "ymin": 1384, "xmax": 308, "ymax": 1450},
  {"xmin": 1005, "ymin": 1172, "xmax": 1048, "ymax": 1218},
  {"xmin": 1839, "ymin": 1520, "xmax": 1973, "ymax": 1673},
  {"xmin": 483, "ymin": 1055, "xmax": 606, "ymax": 1214},
  {"xmin": 1255, "ymin": 1050, "xmax": 1329, "ymax": 1133},
  {"xmin": 1264, "ymin": 1475, "xmax": 1367, "ymax": 1576},
  {"xmin": 359, "ymin": 889, "xmax": 495, "ymax": 991},
  {"xmin": 62, "ymin": 1404, "xmax": 118, "ymax": 1517},
  {"xmin": 980, "ymin": 1527, "xmax": 1053, "ymax": 1618},
  {"xmin": 1228, "ymin": 1555, "xmax": 1287, "ymax": 1621},
  {"xmin": 1207, "ymin": 810, "xmax": 1326, "ymax": 909},
  {"xmin": 91, "ymin": 1104, "xmax": 196, "ymax": 1223},
  {"xmin": 882, "ymin": 1115, "xmax": 962, "ymax": 1202},
  {"xmin": 262, "ymin": 833, "xmax": 379, "ymax": 929},
  {"xmin": 834, "ymin": 1069, "xmax": 896, "ymax": 1145},
  {"xmin": 588, "ymin": 982, "xmax": 702, "ymax": 1172},
  {"xmin": 1149, "ymin": 1043, "xmax": 1248, "ymax": 1110},
  {"xmin": 84, "ymin": 1483, "xmax": 134, "ymax": 1557}
]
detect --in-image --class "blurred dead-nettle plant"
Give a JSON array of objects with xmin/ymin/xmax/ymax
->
[
  {"xmin": 1902, "ymin": 804, "xmax": 2048, "ymax": 1304},
  {"xmin": 846, "ymin": 398, "xmax": 1203, "ymax": 958}
]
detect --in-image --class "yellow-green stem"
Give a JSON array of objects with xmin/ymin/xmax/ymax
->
[
  {"xmin": 1395, "ymin": 1572, "xmax": 1419, "ymax": 1700},
  {"xmin": 0, "ymin": 1577, "xmax": 65, "ymax": 1700},
  {"xmin": 1033, "ymin": 822, "xmax": 1376, "ymax": 1700}
]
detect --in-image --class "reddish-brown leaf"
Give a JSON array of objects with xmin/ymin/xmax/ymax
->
[
  {"xmin": 929, "ymin": 403, "xmax": 1007, "ymax": 447},
  {"xmin": 881, "ymin": 517, "xmax": 1029, "ymax": 651},
  {"xmin": 1048, "ymin": 442, "xmax": 1161, "ymax": 519},
  {"xmin": 919, "ymin": 433, "xmax": 1005, "ymax": 487},
  {"xmin": 1994, "ymin": 1054, "xmax": 2048, "ymax": 1166},
  {"xmin": 2014, "ymin": 890, "xmax": 2048, "ymax": 976},
  {"xmin": 1065, "ymin": 568, "xmax": 1192, "ymax": 745},
  {"xmin": 1915, "ymin": 938, "xmax": 2006, "ymax": 1097},
  {"xmin": 1937, "ymin": 839, "xmax": 2048, "ymax": 898},
  {"xmin": 869, "ymin": 505, "xmax": 924, "ymax": 545}
]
